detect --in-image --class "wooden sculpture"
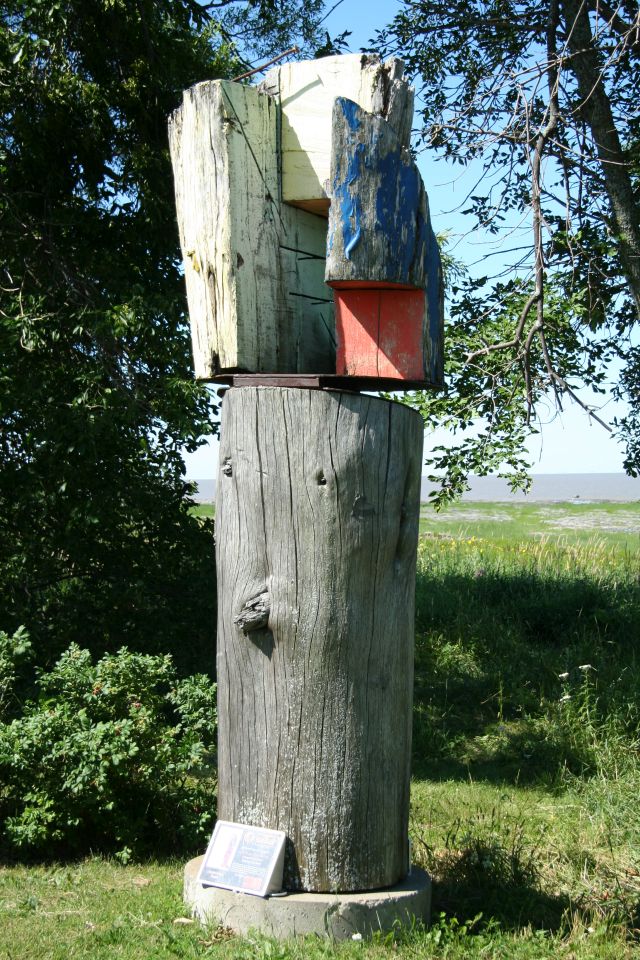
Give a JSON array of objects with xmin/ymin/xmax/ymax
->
[
  {"xmin": 169, "ymin": 54, "xmax": 444, "ymax": 900},
  {"xmin": 169, "ymin": 53, "xmax": 443, "ymax": 387}
]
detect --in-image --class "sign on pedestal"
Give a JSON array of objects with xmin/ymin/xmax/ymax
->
[{"xmin": 197, "ymin": 820, "xmax": 286, "ymax": 898}]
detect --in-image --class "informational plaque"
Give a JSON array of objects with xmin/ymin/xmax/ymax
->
[{"xmin": 197, "ymin": 820, "xmax": 286, "ymax": 898}]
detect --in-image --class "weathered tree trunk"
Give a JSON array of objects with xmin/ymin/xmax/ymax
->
[
  {"xmin": 562, "ymin": 0, "xmax": 640, "ymax": 321},
  {"xmin": 216, "ymin": 387, "xmax": 423, "ymax": 892}
]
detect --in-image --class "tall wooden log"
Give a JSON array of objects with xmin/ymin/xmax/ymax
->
[{"xmin": 216, "ymin": 387, "xmax": 423, "ymax": 892}]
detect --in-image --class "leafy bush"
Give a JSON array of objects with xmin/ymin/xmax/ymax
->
[
  {"xmin": 0, "ymin": 626, "xmax": 33, "ymax": 722},
  {"xmin": 0, "ymin": 645, "xmax": 217, "ymax": 860}
]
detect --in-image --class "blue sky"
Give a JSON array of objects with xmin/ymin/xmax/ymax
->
[{"xmin": 182, "ymin": 0, "xmax": 628, "ymax": 479}]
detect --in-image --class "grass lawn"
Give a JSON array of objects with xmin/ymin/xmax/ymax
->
[
  {"xmin": 190, "ymin": 503, "xmax": 215, "ymax": 521},
  {"xmin": 2, "ymin": 501, "xmax": 640, "ymax": 958},
  {"xmin": 418, "ymin": 499, "xmax": 640, "ymax": 552}
]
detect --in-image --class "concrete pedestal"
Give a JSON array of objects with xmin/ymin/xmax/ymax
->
[{"xmin": 184, "ymin": 856, "xmax": 431, "ymax": 940}]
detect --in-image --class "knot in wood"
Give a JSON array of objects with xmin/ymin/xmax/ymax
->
[
  {"xmin": 221, "ymin": 457, "xmax": 233, "ymax": 477},
  {"xmin": 234, "ymin": 591, "xmax": 271, "ymax": 634}
]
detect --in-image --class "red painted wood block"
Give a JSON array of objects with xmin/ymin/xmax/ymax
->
[{"xmin": 333, "ymin": 286, "xmax": 426, "ymax": 380}]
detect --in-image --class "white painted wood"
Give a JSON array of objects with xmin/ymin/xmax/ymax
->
[
  {"xmin": 260, "ymin": 55, "xmax": 413, "ymax": 209},
  {"xmin": 216, "ymin": 387, "xmax": 423, "ymax": 892},
  {"xmin": 169, "ymin": 80, "xmax": 334, "ymax": 377},
  {"xmin": 168, "ymin": 58, "xmax": 414, "ymax": 378},
  {"xmin": 168, "ymin": 81, "xmax": 278, "ymax": 375}
]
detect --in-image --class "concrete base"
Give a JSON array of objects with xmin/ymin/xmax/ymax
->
[{"xmin": 184, "ymin": 856, "xmax": 431, "ymax": 940}]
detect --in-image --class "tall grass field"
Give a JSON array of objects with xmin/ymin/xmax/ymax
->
[{"xmin": 2, "ymin": 501, "xmax": 639, "ymax": 959}]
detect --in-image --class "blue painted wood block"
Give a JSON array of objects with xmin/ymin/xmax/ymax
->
[{"xmin": 325, "ymin": 97, "xmax": 444, "ymax": 386}]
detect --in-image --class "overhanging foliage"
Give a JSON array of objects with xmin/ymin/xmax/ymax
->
[
  {"xmin": 0, "ymin": 0, "xmax": 332, "ymax": 666},
  {"xmin": 379, "ymin": 0, "xmax": 639, "ymax": 500}
]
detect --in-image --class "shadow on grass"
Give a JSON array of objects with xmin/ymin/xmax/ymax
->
[
  {"xmin": 430, "ymin": 871, "xmax": 572, "ymax": 933},
  {"xmin": 411, "ymin": 559, "xmax": 640, "ymax": 786},
  {"xmin": 426, "ymin": 846, "xmax": 640, "ymax": 937},
  {"xmin": 412, "ymin": 718, "xmax": 590, "ymax": 786},
  {"xmin": 413, "ymin": 825, "xmax": 574, "ymax": 933},
  {"xmin": 416, "ymin": 567, "xmax": 640, "ymax": 650}
]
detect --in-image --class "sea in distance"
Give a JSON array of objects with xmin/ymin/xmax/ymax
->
[{"xmin": 192, "ymin": 473, "xmax": 640, "ymax": 504}]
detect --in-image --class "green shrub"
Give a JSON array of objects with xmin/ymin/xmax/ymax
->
[
  {"xmin": 0, "ymin": 645, "xmax": 217, "ymax": 860},
  {"xmin": 0, "ymin": 626, "xmax": 33, "ymax": 722}
]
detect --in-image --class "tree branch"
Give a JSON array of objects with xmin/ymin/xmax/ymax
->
[
  {"xmin": 465, "ymin": 290, "xmax": 540, "ymax": 364},
  {"xmin": 592, "ymin": 0, "xmax": 639, "ymax": 41},
  {"xmin": 562, "ymin": 0, "xmax": 640, "ymax": 319}
]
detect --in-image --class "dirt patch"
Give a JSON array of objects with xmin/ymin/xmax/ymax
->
[
  {"xmin": 421, "ymin": 509, "xmax": 515, "ymax": 524},
  {"xmin": 539, "ymin": 510, "xmax": 640, "ymax": 533}
]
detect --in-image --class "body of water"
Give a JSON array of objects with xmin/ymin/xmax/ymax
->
[
  {"xmin": 422, "ymin": 473, "xmax": 640, "ymax": 503},
  {"xmin": 192, "ymin": 473, "xmax": 640, "ymax": 504}
]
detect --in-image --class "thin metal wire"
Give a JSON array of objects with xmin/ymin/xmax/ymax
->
[{"xmin": 232, "ymin": 47, "xmax": 300, "ymax": 82}]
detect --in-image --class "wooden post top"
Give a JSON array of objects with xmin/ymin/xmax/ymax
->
[{"xmin": 168, "ymin": 55, "xmax": 444, "ymax": 389}]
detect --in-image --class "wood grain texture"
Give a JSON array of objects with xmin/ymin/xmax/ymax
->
[
  {"xmin": 216, "ymin": 387, "xmax": 423, "ymax": 892},
  {"xmin": 168, "ymin": 81, "xmax": 334, "ymax": 377},
  {"xmin": 169, "ymin": 81, "xmax": 277, "ymax": 376},
  {"xmin": 277, "ymin": 205, "xmax": 335, "ymax": 374},
  {"xmin": 260, "ymin": 54, "xmax": 413, "ymax": 208}
]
